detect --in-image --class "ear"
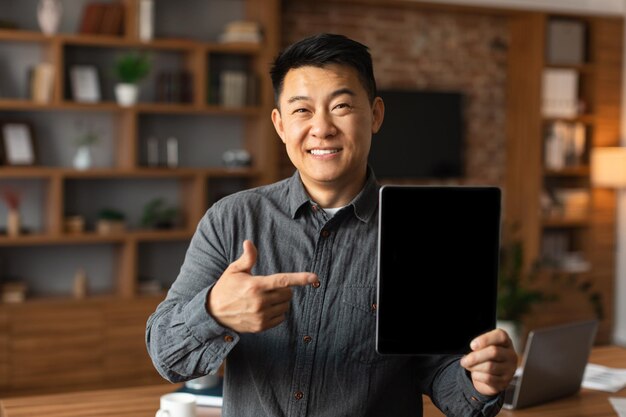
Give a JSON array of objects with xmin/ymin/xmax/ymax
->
[
  {"xmin": 271, "ymin": 108, "xmax": 286, "ymax": 143},
  {"xmin": 371, "ymin": 97, "xmax": 385, "ymax": 134}
]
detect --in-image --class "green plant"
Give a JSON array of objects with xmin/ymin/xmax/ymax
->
[
  {"xmin": 114, "ymin": 52, "xmax": 151, "ymax": 84},
  {"xmin": 497, "ymin": 240, "xmax": 548, "ymax": 323},
  {"xmin": 141, "ymin": 198, "xmax": 178, "ymax": 229},
  {"xmin": 98, "ymin": 208, "xmax": 125, "ymax": 221},
  {"xmin": 74, "ymin": 129, "xmax": 99, "ymax": 147},
  {"xmin": 498, "ymin": 238, "xmax": 604, "ymax": 325}
]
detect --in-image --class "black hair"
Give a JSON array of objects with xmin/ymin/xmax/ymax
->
[{"xmin": 270, "ymin": 33, "xmax": 377, "ymax": 107}]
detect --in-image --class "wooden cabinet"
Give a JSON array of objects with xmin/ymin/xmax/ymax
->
[
  {"xmin": 506, "ymin": 12, "xmax": 622, "ymax": 343},
  {"xmin": 1, "ymin": 296, "xmax": 164, "ymax": 396},
  {"xmin": 0, "ymin": 0, "xmax": 279, "ymax": 395}
]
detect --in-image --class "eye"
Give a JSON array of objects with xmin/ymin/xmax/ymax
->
[
  {"xmin": 332, "ymin": 102, "xmax": 353, "ymax": 114},
  {"xmin": 291, "ymin": 108, "xmax": 309, "ymax": 115}
]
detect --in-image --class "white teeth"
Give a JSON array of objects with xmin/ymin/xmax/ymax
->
[{"xmin": 310, "ymin": 149, "xmax": 338, "ymax": 155}]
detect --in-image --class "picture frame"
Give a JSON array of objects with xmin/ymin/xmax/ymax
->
[
  {"xmin": 70, "ymin": 65, "xmax": 101, "ymax": 103},
  {"xmin": 1, "ymin": 122, "xmax": 37, "ymax": 166}
]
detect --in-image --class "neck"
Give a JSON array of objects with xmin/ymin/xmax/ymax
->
[{"xmin": 301, "ymin": 173, "xmax": 367, "ymax": 209}]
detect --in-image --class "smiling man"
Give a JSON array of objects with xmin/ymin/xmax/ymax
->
[{"xmin": 146, "ymin": 33, "xmax": 517, "ymax": 417}]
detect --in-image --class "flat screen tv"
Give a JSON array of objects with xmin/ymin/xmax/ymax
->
[{"xmin": 368, "ymin": 89, "xmax": 465, "ymax": 179}]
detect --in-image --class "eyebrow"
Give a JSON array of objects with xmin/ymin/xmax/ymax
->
[{"xmin": 285, "ymin": 88, "xmax": 356, "ymax": 105}]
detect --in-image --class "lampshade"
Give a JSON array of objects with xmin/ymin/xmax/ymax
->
[{"xmin": 591, "ymin": 147, "xmax": 626, "ymax": 188}]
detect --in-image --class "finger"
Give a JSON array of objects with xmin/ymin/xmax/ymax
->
[
  {"xmin": 228, "ymin": 240, "xmax": 258, "ymax": 274},
  {"xmin": 463, "ymin": 359, "xmax": 510, "ymax": 377},
  {"xmin": 470, "ymin": 328, "xmax": 511, "ymax": 351},
  {"xmin": 262, "ymin": 272, "xmax": 319, "ymax": 289},
  {"xmin": 461, "ymin": 345, "xmax": 514, "ymax": 368}
]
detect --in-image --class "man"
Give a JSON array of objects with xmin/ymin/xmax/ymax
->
[{"xmin": 146, "ymin": 33, "xmax": 517, "ymax": 417}]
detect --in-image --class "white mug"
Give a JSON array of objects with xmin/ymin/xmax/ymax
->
[{"xmin": 155, "ymin": 392, "xmax": 197, "ymax": 417}]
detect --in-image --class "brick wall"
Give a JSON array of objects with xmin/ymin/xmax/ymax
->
[{"xmin": 278, "ymin": 1, "xmax": 509, "ymax": 185}]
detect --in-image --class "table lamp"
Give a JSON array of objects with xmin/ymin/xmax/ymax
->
[
  {"xmin": 591, "ymin": 146, "xmax": 626, "ymax": 346},
  {"xmin": 591, "ymin": 147, "xmax": 626, "ymax": 188}
]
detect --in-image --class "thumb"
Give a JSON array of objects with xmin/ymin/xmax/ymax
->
[{"xmin": 228, "ymin": 240, "xmax": 257, "ymax": 274}]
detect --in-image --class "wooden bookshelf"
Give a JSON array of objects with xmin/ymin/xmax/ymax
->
[
  {"xmin": 506, "ymin": 12, "xmax": 622, "ymax": 344},
  {"xmin": 0, "ymin": 0, "xmax": 279, "ymax": 396}
]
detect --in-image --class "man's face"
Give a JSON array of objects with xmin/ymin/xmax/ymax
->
[{"xmin": 271, "ymin": 64, "xmax": 384, "ymax": 196}]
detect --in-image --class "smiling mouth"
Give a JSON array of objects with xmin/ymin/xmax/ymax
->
[{"xmin": 309, "ymin": 149, "xmax": 340, "ymax": 156}]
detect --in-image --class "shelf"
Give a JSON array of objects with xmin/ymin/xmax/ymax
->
[
  {"xmin": 542, "ymin": 217, "xmax": 590, "ymax": 228},
  {"xmin": 0, "ymin": 29, "xmax": 52, "ymax": 43},
  {"xmin": 0, "ymin": 167, "xmax": 257, "ymax": 178},
  {"xmin": 542, "ymin": 114, "xmax": 596, "ymax": 124},
  {"xmin": 0, "ymin": 229, "xmax": 194, "ymax": 247},
  {"xmin": 0, "ymin": 99, "xmax": 263, "ymax": 115},
  {"xmin": 545, "ymin": 63, "xmax": 595, "ymax": 73},
  {"xmin": 544, "ymin": 166, "xmax": 590, "ymax": 177},
  {"xmin": 0, "ymin": 29, "xmax": 263, "ymax": 55},
  {"xmin": 0, "ymin": 291, "xmax": 164, "ymax": 307}
]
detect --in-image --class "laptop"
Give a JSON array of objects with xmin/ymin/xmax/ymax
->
[
  {"xmin": 503, "ymin": 319, "xmax": 598, "ymax": 410},
  {"xmin": 375, "ymin": 185, "xmax": 501, "ymax": 355}
]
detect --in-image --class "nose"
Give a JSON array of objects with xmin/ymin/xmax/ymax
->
[{"xmin": 310, "ymin": 111, "xmax": 337, "ymax": 139}]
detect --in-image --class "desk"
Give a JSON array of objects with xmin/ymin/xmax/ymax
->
[{"xmin": 1, "ymin": 346, "xmax": 625, "ymax": 417}]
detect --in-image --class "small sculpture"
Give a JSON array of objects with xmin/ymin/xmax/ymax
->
[{"xmin": 37, "ymin": 0, "xmax": 63, "ymax": 36}]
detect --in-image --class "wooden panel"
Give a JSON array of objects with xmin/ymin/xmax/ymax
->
[
  {"xmin": 0, "ymin": 311, "xmax": 8, "ymax": 390},
  {"xmin": 103, "ymin": 297, "xmax": 163, "ymax": 384},
  {"xmin": 0, "ymin": 298, "xmax": 167, "ymax": 397},
  {"xmin": 587, "ymin": 16, "xmax": 622, "ymax": 343},
  {"xmin": 7, "ymin": 303, "xmax": 105, "ymax": 393},
  {"xmin": 504, "ymin": 12, "xmax": 545, "ymax": 265}
]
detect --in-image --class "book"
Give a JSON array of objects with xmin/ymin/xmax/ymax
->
[
  {"xmin": 176, "ymin": 378, "xmax": 223, "ymax": 407},
  {"xmin": 547, "ymin": 18, "xmax": 586, "ymax": 65},
  {"xmin": 79, "ymin": 2, "xmax": 106, "ymax": 34},
  {"xmin": 99, "ymin": 3, "xmax": 124, "ymax": 36},
  {"xmin": 31, "ymin": 63, "xmax": 55, "ymax": 103},
  {"xmin": 541, "ymin": 68, "xmax": 579, "ymax": 118},
  {"xmin": 220, "ymin": 70, "xmax": 247, "ymax": 107}
]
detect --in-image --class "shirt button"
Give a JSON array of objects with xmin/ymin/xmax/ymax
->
[
  {"xmin": 303, "ymin": 335, "xmax": 312, "ymax": 344},
  {"xmin": 224, "ymin": 335, "xmax": 234, "ymax": 343},
  {"xmin": 294, "ymin": 391, "xmax": 304, "ymax": 400},
  {"xmin": 311, "ymin": 281, "xmax": 321, "ymax": 288},
  {"xmin": 311, "ymin": 205, "xmax": 318, "ymax": 212},
  {"xmin": 321, "ymin": 229, "xmax": 330, "ymax": 238}
]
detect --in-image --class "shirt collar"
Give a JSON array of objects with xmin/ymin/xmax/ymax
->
[{"xmin": 287, "ymin": 166, "xmax": 380, "ymax": 224}]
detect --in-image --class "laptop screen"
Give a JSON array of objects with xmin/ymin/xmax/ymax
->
[{"xmin": 505, "ymin": 319, "xmax": 598, "ymax": 409}]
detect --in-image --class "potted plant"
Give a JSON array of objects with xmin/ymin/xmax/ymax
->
[
  {"xmin": 141, "ymin": 198, "xmax": 179, "ymax": 229},
  {"xmin": 72, "ymin": 124, "xmax": 100, "ymax": 170},
  {"xmin": 497, "ymin": 239, "xmax": 547, "ymax": 352},
  {"xmin": 113, "ymin": 52, "xmax": 151, "ymax": 106},
  {"xmin": 497, "ymin": 236, "xmax": 604, "ymax": 353},
  {"xmin": 96, "ymin": 208, "xmax": 126, "ymax": 234}
]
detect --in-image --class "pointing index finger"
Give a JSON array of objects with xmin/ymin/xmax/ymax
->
[{"xmin": 262, "ymin": 272, "xmax": 319, "ymax": 289}]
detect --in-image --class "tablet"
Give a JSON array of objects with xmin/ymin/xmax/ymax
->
[{"xmin": 376, "ymin": 185, "xmax": 501, "ymax": 355}]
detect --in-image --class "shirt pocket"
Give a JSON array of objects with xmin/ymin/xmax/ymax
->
[{"xmin": 336, "ymin": 285, "xmax": 384, "ymax": 365}]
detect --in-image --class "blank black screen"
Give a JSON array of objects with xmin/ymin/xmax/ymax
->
[
  {"xmin": 369, "ymin": 90, "xmax": 464, "ymax": 179},
  {"xmin": 376, "ymin": 185, "xmax": 501, "ymax": 355}
]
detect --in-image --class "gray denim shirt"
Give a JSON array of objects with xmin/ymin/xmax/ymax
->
[{"xmin": 146, "ymin": 168, "xmax": 503, "ymax": 417}]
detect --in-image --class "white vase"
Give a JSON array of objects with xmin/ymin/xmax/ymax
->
[
  {"xmin": 37, "ymin": 0, "xmax": 62, "ymax": 36},
  {"xmin": 115, "ymin": 83, "xmax": 139, "ymax": 106},
  {"xmin": 73, "ymin": 145, "xmax": 92, "ymax": 170}
]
